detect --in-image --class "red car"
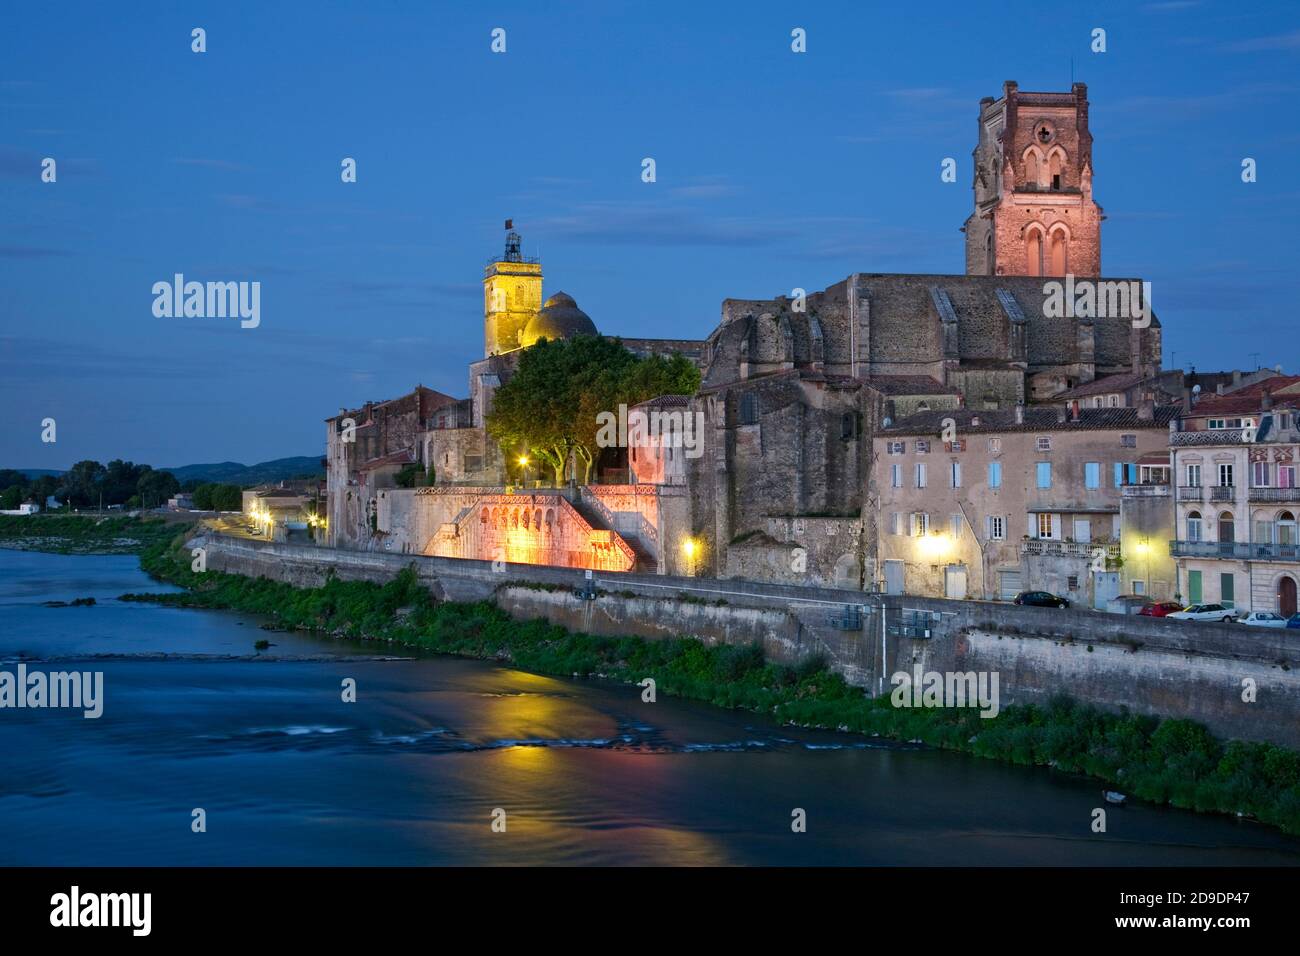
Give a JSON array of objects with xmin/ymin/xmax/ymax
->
[{"xmin": 1139, "ymin": 601, "xmax": 1183, "ymax": 618}]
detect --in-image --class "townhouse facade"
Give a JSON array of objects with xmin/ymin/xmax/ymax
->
[
  {"xmin": 872, "ymin": 403, "xmax": 1177, "ymax": 605},
  {"xmin": 1168, "ymin": 379, "xmax": 1300, "ymax": 615}
]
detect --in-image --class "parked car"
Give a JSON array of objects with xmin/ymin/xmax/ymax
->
[
  {"xmin": 1167, "ymin": 604, "xmax": 1238, "ymax": 623},
  {"xmin": 1288, "ymin": 614, "xmax": 1300, "ymax": 629},
  {"xmin": 1238, "ymin": 611, "xmax": 1290, "ymax": 628},
  {"xmin": 1138, "ymin": 601, "xmax": 1184, "ymax": 618},
  {"xmin": 1013, "ymin": 590, "xmax": 1070, "ymax": 608}
]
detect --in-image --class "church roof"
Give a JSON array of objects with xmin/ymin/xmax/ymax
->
[{"xmin": 520, "ymin": 291, "xmax": 598, "ymax": 347}]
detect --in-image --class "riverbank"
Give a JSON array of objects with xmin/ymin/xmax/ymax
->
[
  {"xmin": 123, "ymin": 533, "xmax": 1300, "ymax": 835},
  {"xmin": 0, "ymin": 514, "xmax": 191, "ymax": 554}
]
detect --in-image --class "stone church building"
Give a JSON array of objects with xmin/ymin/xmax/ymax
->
[{"xmin": 324, "ymin": 82, "xmax": 1163, "ymax": 590}]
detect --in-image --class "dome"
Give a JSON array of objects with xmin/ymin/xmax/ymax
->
[{"xmin": 519, "ymin": 291, "xmax": 598, "ymax": 347}]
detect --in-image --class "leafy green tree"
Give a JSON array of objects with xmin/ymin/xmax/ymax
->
[
  {"xmin": 487, "ymin": 336, "xmax": 699, "ymax": 485},
  {"xmin": 212, "ymin": 484, "xmax": 244, "ymax": 512},
  {"xmin": 0, "ymin": 469, "xmax": 27, "ymax": 491},
  {"xmin": 191, "ymin": 483, "xmax": 218, "ymax": 511},
  {"xmin": 0, "ymin": 486, "xmax": 22, "ymax": 510},
  {"xmin": 59, "ymin": 460, "xmax": 106, "ymax": 508},
  {"xmin": 29, "ymin": 474, "xmax": 59, "ymax": 507},
  {"xmin": 137, "ymin": 470, "xmax": 180, "ymax": 509}
]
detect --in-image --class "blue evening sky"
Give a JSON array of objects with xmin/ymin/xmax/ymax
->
[{"xmin": 2, "ymin": 0, "xmax": 1297, "ymax": 468}]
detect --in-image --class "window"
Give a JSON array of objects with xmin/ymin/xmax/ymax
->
[
  {"xmin": 1036, "ymin": 436, "xmax": 1052, "ymax": 452},
  {"xmin": 945, "ymin": 439, "xmax": 966, "ymax": 452},
  {"xmin": 1218, "ymin": 463, "xmax": 1234, "ymax": 488},
  {"xmin": 916, "ymin": 440, "xmax": 930, "ymax": 454},
  {"xmin": 1252, "ymin": 461, "xmax": 1271, "ymax": 487},
  {"xmin": 1121, "ymin": 434, "xmax": 1137, "ymax": 448},
  {"xmin": 915, "ymin": 463, "xmax": 927, "ymax": 488},
  {"xmin": 988, "ymin": 461, "xmax": 1002, "ymax": 488},
  {"xmin": 1187, "ymin": 510, "xmax": 1203, "ymax": 542},
  {"xmin": 739, "ymin": 392, "xmax": 759, "ymax": 425},
  {"xmin": 891, "ymin": 513, "xmax": 904, "ymax": 536},
  {"xmin": 1037, "ymin": 513, "xmax": 1056, "ymax": 538},
  {"xmin": 950, "ymin": 514, "xmax": 963, "ymax": 539},
  {"xmin": 988, "ymin": 438, "xmax": 1002, "ymax": 454},
  {"xmin": 1067, "ymin": 575, "xmax": 1079, "ymax": 591},
  {"xmin": 950, "ymin": 462, "xmax": 962, "ymax": 488},
  {"xmin": 1280, "ymin": 465, "xmax": 1296, "ymax": 489},
  {"xmin": 1221, "ymin": 573, "xmax": 1235, "ymax": 609},
  {"xmin": 1133, "ymin": 580, "xmax": 1146, "ymax": 595},
  {"xmin": 1084, "ymin": 462, "xmax": 1101, "ymax": 489},
  {"xmin": 1110, "ymin": 396, "xmax": 1120, "ymax": 408},
  {"xmin": 987, "ymin": 515, "xmax": 1005, "ymax": 540},
  {"xmin": 1186, "ymin": 463, "xmax": 1201, "ymax": 487},
  {"xmin": 887, "ymin": 441, "xmax": 905, "ymax": 455},
  {"xmin": 890, "ymin": 464, "xmax": 902, "ymax": 488},
  {"xmin": 909, "ymin": 512, "xmax": 930, "ymax": 536},
  {"xmin": 1037, "ymin": 462, "xmax": 1052, "ymax": 488},
  {"xmin": 1114, "ymin": 462, "xmax": 1137, "ymax": 487},
  {"xmin": 840, "ymin": 412, "xmax": 856, "ymax": 440}
]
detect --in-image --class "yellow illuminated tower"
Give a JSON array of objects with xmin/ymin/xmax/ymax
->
[{"xmin": 483, "ymin": 220, "xmax": 543, "ymax": 356}]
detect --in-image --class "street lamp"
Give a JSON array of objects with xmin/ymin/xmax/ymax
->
[{"xmin": 518, "ymin": 455, "xmax": 529, "ymax": 487}]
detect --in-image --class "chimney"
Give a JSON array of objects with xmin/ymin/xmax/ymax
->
[
  {"xmin": 971, "ymin": 414, "xmax": 981, "ymax": 428},
  {"xmin": 1014, "ymin": 403, "xmax": 1025, "ymax": 425},
  {"xmin": 1138, "ymin": 399, "xmax": 1155, "ymax": 421}
]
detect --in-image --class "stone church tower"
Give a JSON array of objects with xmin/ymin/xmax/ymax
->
[
  {"xmin": 483, "ymin": 221, "xmax": 543, "ymax": 356},
  {"xmin": 964, "ymin": 81, "xmax": 1102, "ymax": 278}
]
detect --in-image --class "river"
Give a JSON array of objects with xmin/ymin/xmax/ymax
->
[{"xmin": 1, "ymin": 548, "xmax": 1297, "ymax": 866}]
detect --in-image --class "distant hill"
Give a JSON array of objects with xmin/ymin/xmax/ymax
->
[
  {"xmin": 162, "ymin": 457, "xmax": 324, "ymax": 485},
  {"xmin": 14, "ymin": 456, "xmax": 324, "ymax": 486}
]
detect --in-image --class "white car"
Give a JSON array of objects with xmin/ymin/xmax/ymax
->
[
  {"xmin": 1167, "ymin": 604, "xmax": 1238, "ymax": 623},
  {"xmin": 1238, "ymin": 611, "xmax": 1289, "ymax": 628}
]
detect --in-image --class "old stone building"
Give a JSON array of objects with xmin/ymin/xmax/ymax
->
[
  {"xmin": 871, "ymin": 404, "xmax": 1177, "ymax": 604},
  {"xmin": 323, "ymin": 83, "xmax": 1168, "ymax": 594},
  {"xmin": 964, "ymin": 81, "xmax": 1103, "ymax": 278}
]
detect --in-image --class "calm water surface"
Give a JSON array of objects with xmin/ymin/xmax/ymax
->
[{"xmin": 1, "ymin": 548, "xmax": 1298, "ymax": 866}]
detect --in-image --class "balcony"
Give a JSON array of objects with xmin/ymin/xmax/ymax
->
[
  {"xmin": 1169, "ymin": 540, "xmax": 1300, "ymax": 562},
  {"xmin": 1209, "ymin": 486, "xmax": 1236, "ymax": 502},
  {"xmin": 1022, "ymin": 539, "xmax": 1121, "ymax": 560},
  {"xmin": 1177, "ymin": 485, "xmax": 1203, "ymax": 501},
  {"xmin": 1249, "ymin": 487, "xmax": 1300, "ymax": 504},
  {"xmin": 1171, "ymin": 429, "xmax": 1250, "ymax": 446}
]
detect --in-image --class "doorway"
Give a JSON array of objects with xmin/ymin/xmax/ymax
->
[{"xmin": 1280, "ymin": 576, "xmax": 1298, "ymax": 618}]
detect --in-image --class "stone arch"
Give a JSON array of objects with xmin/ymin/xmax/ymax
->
[
  {"xmin": 1024, "ymin": 223, "xmax": 1046, "ymax": 277},
  {"xmin": 1047, "ymin": 223, "xmax": 1070, "ymax": 276},
  {"xmin": 1046, "ymin": 145, "xmax": 1067, "ymax": 189},
  {"xmin": 1022, "ymin": 145, "xmax": 1045, "ymax": 187},
  {"xmin": 832, "ymin": 553, "xmax": 860, "ymax": 588}
]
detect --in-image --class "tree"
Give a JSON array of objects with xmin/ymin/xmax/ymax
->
[
  {"xmin": 59, "ymin": 460, "xmax": 106, "ymax": 509},
  {"xmin": 0, "ymin": 486, "xmax": 22, "ymax": 510},
  {"xmin": 137, "ymin": 470, "xmax": 180, "ymax": 509},
  {"xmin": 212, "ymin": 484, "xmax": 243, "ymax": 512},
  {"xmin": 487, "ymin": 335, "xmax": 701, "ymax": 485},
  {"xmin": 191, "ymin": 483, "xmax": 218, "ymax": 511}
]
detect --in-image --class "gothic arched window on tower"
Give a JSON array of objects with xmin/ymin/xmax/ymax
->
[
  {"xmin": 1049, "ymin": 229, "xmax": 1068, "ymax": 276},
  {"xmin": 1048, "ymin": 148, "xmax": 1066, "ymax": 191},
  {"xmin": 1026, "ymin": 227, "xmax": 1044, "ymax": 277},
  {"xmin": 1025, "ymin": 150, "xmax": 1040, "ymax": 188}
]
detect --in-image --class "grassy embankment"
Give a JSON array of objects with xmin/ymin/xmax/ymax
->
[
  {"xmin": 0, "ymin": 514, "xmax": 190, "ymax": 554},
  {"xmin": 125, "ymin": 532, "xmax": 1300, "ymax": 835}
]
